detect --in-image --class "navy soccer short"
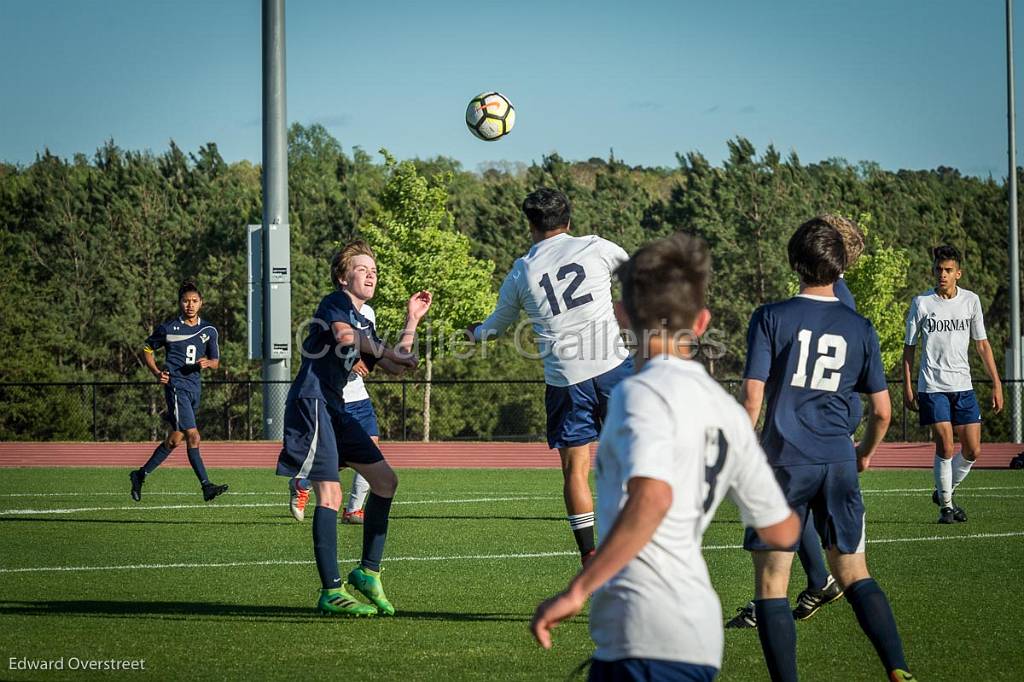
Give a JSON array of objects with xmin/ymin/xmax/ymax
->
[
  {"xmin": 744, "ymin": 460, "xmax": 865, "ymax": 555},
  {"xmin": 545, "ymin": 358, "xmax": 634, "ymax": 449},
  {"xmin": 344, "ymin": 398, "xmax": 380, "ymax": 438},
  {"xmin": 918, "ymin": 390, "xmax": 982, "ymax": 427},
  {"xmin": 588, "ymin": 658, "xmax": 717, "ymax": 682},
  {"xmin": 163, "ymin": 386, "xmax": 199, "ymax": 432},
  {"xmin": 276, "ymin": 398, "xmax": 383, "ymax": 482}
]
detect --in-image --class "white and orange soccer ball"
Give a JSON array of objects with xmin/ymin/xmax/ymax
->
[{"xmin": 465, "ymin": 92, "xmax": 516, "ymax": 141}]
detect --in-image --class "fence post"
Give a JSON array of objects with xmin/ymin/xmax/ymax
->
[
  {"xmin": 92, "ymin": 384, "xmax": 98, "ymax": 441},
  {"xmin": 401, "ymin": 381, "xmax": 408, "ymax": 441},
  {"xmin": 900, "ymin": 379, "xmax": 907, "ymax": 442},
  {"xmin": 247, "ymin": 380, "xmax": 253, "ymax": 441}
]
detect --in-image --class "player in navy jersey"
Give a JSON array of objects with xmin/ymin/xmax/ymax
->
[
  {"xmin": 727, "ymin": 215, "xmax": 863, "ymax": 628},
  {"xmin": 742, "ymin": 218, "xmax": 913, "ymax": 682},
  {"xmin": 130, "ymin": 281, "xmax": 229, "ymax": 502},
  {"xmin": 277, "ymin": 240, "xmax": 430, "ymax": 617}
]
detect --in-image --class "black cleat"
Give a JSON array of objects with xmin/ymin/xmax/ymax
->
[
  {"xmin": 933, "ymin": 489, "xmax": 966, "ymax": 521},
  {"xmin": 938, "ymin": 506, "xmax": 956, "ymax": 524},
  {"xmin": 725, "ymin": 601, "xmax": 757, "ymax": 629},
  {"xmin": 202, "ymin": 482, "xmax": 229, "ymax": 502},
  {"xmin": 129, "ymin": 469, "xmax": 145, "ymax": 502},
  {"xmin": 793, "ymin": 574, "xmax": 844, "ymax": 620}
]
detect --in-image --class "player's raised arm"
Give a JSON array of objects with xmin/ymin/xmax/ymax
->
[
  {"xmin": 530, "ymin": 475, "xmax": 672, "ymax": 650},
  {"xmin": 469, "ymin": 269, "xmax": 521, "ymax": 341}
]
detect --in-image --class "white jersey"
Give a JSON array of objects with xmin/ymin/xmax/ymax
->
[
  {"xmin": 473, "ymin": 233, "xmax": 629, "ymax": 386},
  {"xmin": 590, "ymin": 355, "xmax": 791, "ymax": 668},
  {"xmin": 904, "ymin": 287, "xmax": 987, "ymax": 393},
  {"xmin": 343, "ymin": 303, "xmax": 375, "ymax": 404}
]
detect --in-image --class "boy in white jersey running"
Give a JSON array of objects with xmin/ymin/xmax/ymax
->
[
  {"xmin": 469, "ymin": 188, "xmax": 633, "ymax": 564},
  {"xmin": 530, "ymin": 232, "xmax": 799, "ymax": 681},
  {"xmin": 902, "ymin": 245, "xmax": 1003, "ymax": 524}
]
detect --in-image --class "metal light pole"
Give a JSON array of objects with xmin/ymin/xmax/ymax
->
[{"xmin": 262, "ymin": 0, "xmax": 291, "ymax": 439}]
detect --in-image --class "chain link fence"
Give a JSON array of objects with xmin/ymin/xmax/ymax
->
[{"xmin": 0, "ymin": 379, "xmax": 1020, "ymax": 443}]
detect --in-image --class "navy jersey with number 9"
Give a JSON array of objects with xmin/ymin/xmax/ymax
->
[
  {"xmin": 145, "ymin": 317, "xmax": 220, "ymax": 393},
  {"xmin": 743, "ymin": 294, "xmax": 887, "ymax": 466}
]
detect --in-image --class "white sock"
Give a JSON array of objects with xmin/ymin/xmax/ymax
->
[
  {"xmin": 934, "ymin": 456, "xmax": 953, "ymax": 507},
  {"xmin": 346, "ymin": 473, "xmax": 370, "ymax": 513},
  {"xmin": 567, "ymin": 512, "xmax": 595, "ymax": 530},
  {"xmin": 951, "ymin": 452, "xmax": 974, "ymax": 490}
]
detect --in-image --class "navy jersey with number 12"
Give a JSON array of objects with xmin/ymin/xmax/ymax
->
[{"xmin": 744, "ymin": 294, "xmax": 887, "ymax": 466}]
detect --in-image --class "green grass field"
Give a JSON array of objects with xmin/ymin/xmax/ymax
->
[{"xmin": 0, "ymin": 467, "xmax": 1022, "ymax": 681}]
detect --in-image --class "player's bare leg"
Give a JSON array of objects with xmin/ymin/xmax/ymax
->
[
  {"xmin": 827, "ymin": 549, "xmax": 911, "ymax": 679},
  {"xmin": 559, "ymin": 444, "xmax": 596, "ymax": 563},
  {"xmin": 752, "ymin": 550, "xmax": 797, "ymax": 682},
  {"xmin": 344, "ymin": 435, "xmax": 379, "ymax": 524}
]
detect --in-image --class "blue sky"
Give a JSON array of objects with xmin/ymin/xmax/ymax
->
[{"xmin": 1, "ymin": 0, "xmax": 1021, "ymax": 176}]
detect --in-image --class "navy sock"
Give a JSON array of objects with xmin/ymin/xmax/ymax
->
[
  {"xmin": 186, "ymin": 447, "xmax": 209, "ymax": 484},
  {"xmin": 141, "ymin": 444, "xmax": 172, "ymax": 476},
  {"xmin": 361, "ymin": 493, "xmax": 393, "ymax": 572},
  {"xmin": 846, "ymin": 578, "xmax": 909, "ymax": 674},
  {"xmin": 754, "ymin": 598, "xmax": 798, "ymax": 682},
  {"xmin": 312, "ymin": 507, "xmax": 341, "ymax": 590},
  {"xmin": 796, "ymin": 516, "xmax": 828, "ymax": 590}
]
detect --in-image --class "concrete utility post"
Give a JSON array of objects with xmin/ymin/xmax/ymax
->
[{"xmin": 261, "ymin": 0, "xmax": 291, "ymax": 439}]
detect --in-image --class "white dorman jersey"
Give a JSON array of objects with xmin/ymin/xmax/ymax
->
[
  {"xmin": 904, "ymin": 287, "xmax": 987, "ymax": 393},
  {"xmin": 473, "ymin": 233, "xmax": 629, "ymax": 386},
  {"xmin": 343, "ymin": 303, "xmax": 375, "ymax": 403},
  {"xmin": 590, "ymin": 356, "xmax": 792, "ymax": 668}
]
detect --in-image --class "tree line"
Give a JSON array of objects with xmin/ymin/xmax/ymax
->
[{"xmin": 0, "ymin": 124, "xmax": 1018, "ymax": 441}]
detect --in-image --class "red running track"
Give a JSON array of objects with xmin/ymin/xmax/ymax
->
[{"xmin": 0, "ymin": 441, "xmax": 1021, "ymax": 469}]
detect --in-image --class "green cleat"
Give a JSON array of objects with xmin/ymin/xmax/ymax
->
[
  {"xmin": 347, "ymin": 566, "xmax": 395, "ymax": 616},
  {"xmin": 317, "ymin": 585, "xmax": 377, "ymax": 617}
]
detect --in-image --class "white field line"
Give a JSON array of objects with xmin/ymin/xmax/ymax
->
[
  {"xmin": 0, "ymin": 496, "xmax": 558, "ymax": 516},
  {"xmin": 1, "ymin": 532, "xmax": 1021, "ymax": 575},
  {"xmin": 1, "ymin": 485, "xmax": 1020, "ymax": 499},
  {"xmin": 0, "ymin": 490, "xmax": 556, "ymax": 498}
]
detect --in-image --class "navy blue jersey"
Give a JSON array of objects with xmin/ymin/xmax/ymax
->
[
  {"xmin": 289, "ymin": 290, "xmax": 381, "ymax": 412},
  {"xmin": 834, "ymin": 277, "xmax": 856, "ymax": 311},
  {"xmin": 744, "ymin": 295, "xmax": 887, "ymax": 466},
  {"xmin": 145, "ymin": 317, "xmax": 220, "ymax": 392}
]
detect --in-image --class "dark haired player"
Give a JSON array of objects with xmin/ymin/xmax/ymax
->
[
  {"xmin": 130, "ymin": 281, "xmax": 228, "ymax": 502},
  {"xmin": 469, "ymin": 187, "xmax": 633, "ymax": 565},
  {"xmin": 902, "ymin": 245, "xmax": 1002, "ymax": 524},
  {"xmin": 743, "ymin": 219, "xmax": 913, "ymax": 681},
  {"xmin": 727, "ymin": 214, "xmax": 863, "ymax": 629},
  {"xmin": 531, "ymin": 232, "xmax": 798, "ymax": 681}
]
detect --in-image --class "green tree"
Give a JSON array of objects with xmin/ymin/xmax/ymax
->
[
  {"xmin": 361, "ymin": 150, "xmax": 496, "ymax": 440},
  {"xmin": 843, "ymin": 213, "xmax": 911, "ymax": 373}
]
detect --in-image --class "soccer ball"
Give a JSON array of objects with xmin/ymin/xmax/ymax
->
[{"xmin": 465, "ymin": 92, "xmax": 516, "ymax": 141}]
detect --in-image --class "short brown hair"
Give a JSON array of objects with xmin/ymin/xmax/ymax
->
[
  {"xmin": 617, "ymin": 232, "xmax": 710, "ymax": 333},
  {"xmin": 330, "ymin": 240, "xmax": 376, "ymax": 289},
  {"xmin": 820, "ymin": 214, "xmax": 864, "ymax": 269},
  {"xmin": 788, "ymin": 218, "xmax": 846, "ymax": 286}
]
